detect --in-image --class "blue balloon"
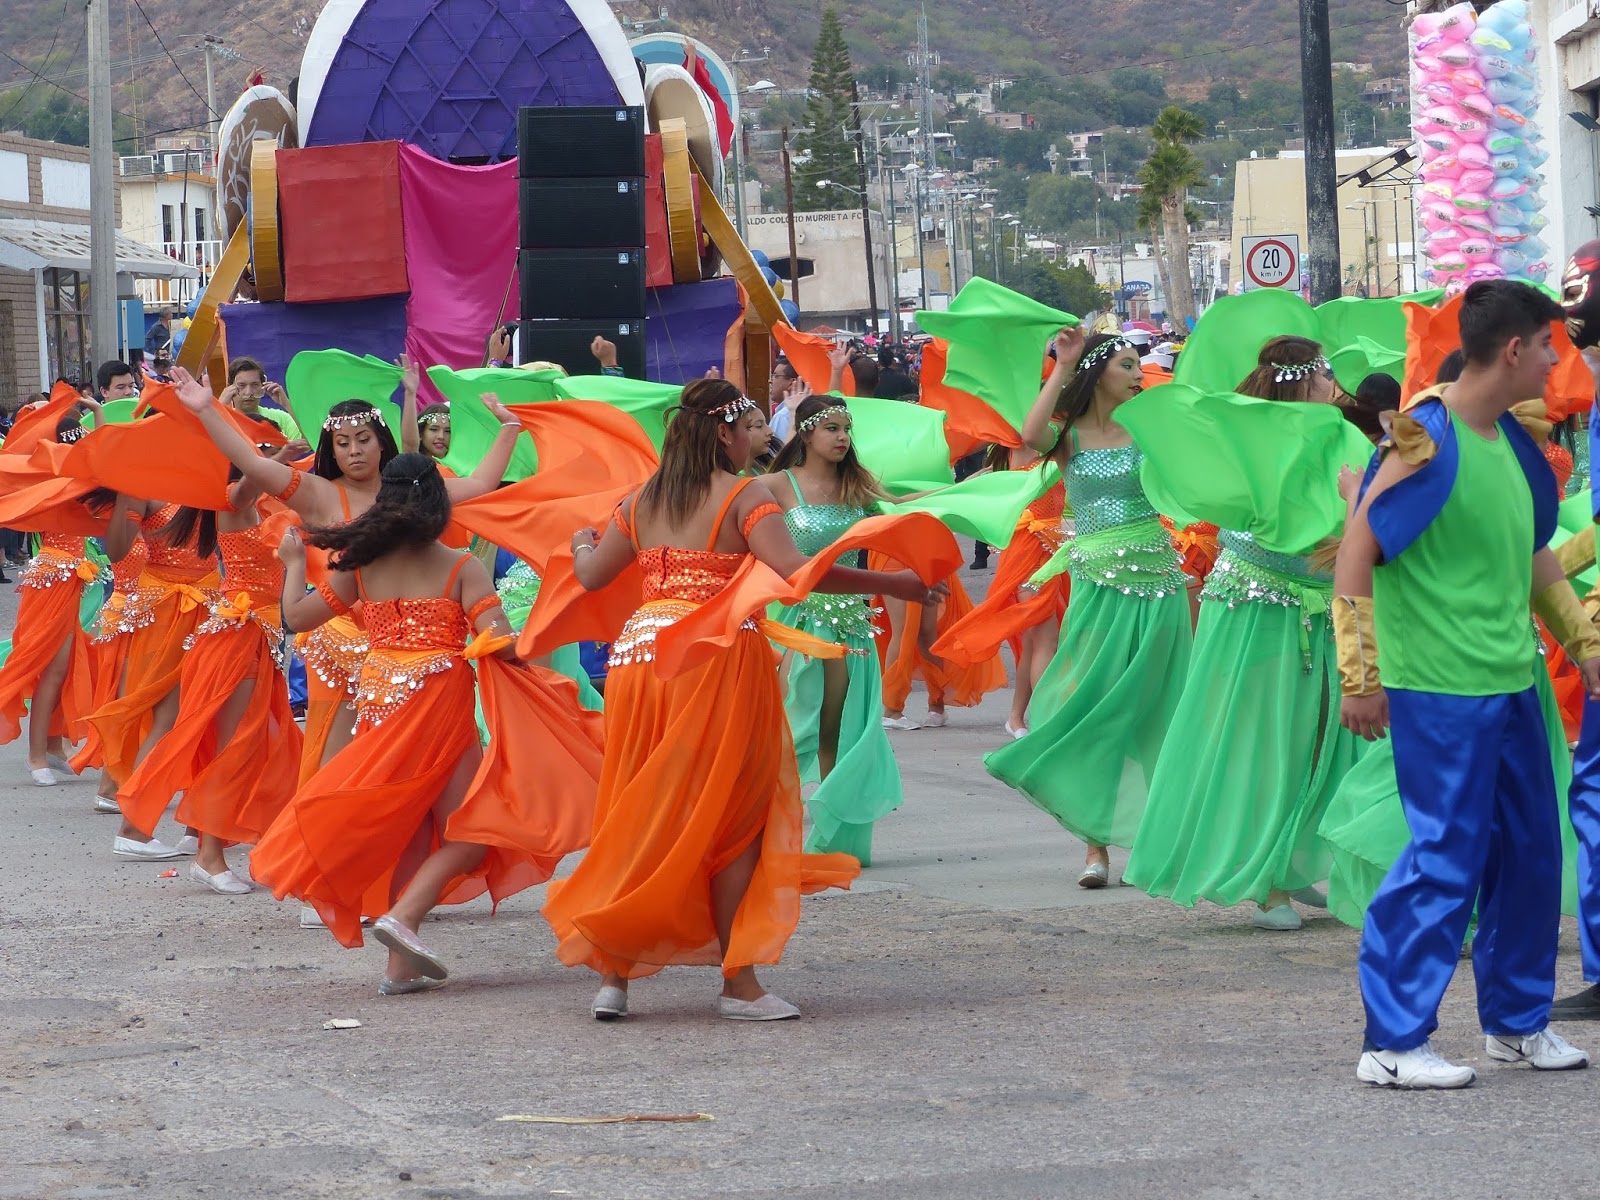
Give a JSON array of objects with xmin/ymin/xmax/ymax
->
[{"xmin": 778, "ymin": 298, "xmax": 800, "ymax": 325}]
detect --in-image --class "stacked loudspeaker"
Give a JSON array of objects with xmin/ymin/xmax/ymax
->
[{"xmin": 517, "ymin": 106, "xmax": 649, "ymax": 379}]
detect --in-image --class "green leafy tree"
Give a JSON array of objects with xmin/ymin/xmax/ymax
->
[
  {"xmin": 794, "ymin": 8, "xmax": 859, "ymax": 212},
  {"xmin": 1139, "ymin": 105, "xmax": 1207, "ymax": 323}
]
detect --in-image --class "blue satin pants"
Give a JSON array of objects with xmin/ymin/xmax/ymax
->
[
  {"xmin": 1360, "ymin": 687, "xmax": 1560, "ymax": 1050},
  {"xmin": 1567, "ymin": 697, "xmax": 1600, "ymax": 982}
]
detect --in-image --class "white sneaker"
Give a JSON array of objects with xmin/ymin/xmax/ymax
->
[
  {"xmin": 882, "ymin": 716, "xmax": 920, "ymax": 731},
  {"xmin": 92, "ymin": 796, "xmax": 120, "ymax": 814},
  {"xmin": 1485, "ymin": 1028, "xmax": 1590, "ymax": 1071},
  {"xmin": 112, "ymin": 836, "xmax": 184, "ymax": 861},
  {"xmin": 174, "ymin": 835, "xmax": 200, "ymax": 856},
  {"xmin": 1357, "ymin": 1040, "xmax": 1476, "ymax": 1089}
]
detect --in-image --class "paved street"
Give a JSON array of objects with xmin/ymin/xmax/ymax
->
[{"xmin": 4, "ymin": 574, "xmax": 1600, "ymax": 1199}]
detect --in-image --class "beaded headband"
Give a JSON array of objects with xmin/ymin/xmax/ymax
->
[
  {"xmin": 323, "ymin": 408, "xmax": 383, "ymax": 433},
  {"xmin": 706, "ymin": 394, "xmax": 758, "ymax": 423},
  {"xmin": 55, "ymin": 422, "xmax": 87, "ymax": 444},
  {"xmin": 1078, "ymin": 337, "xmax": 1133, "ymax": 374},
  {"xmin": 1269, "ymin": 355, "xmax": 1331, "ymax": 384},
  {"xmin": 419, "ymin": 411, "xmax": 451, "ymax": 428},
  {"xmin": 799, "ymin": 404, "xmax": 850, "ymax": 434}
]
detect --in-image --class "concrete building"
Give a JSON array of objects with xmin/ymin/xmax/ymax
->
[
  {"xmin": 1530, "ymin": 0, "xmax": 1600, "ymax": 267},
  {"xmin": 117, "ymin": 137, "xmax": 222, "ymax": 308},
  {"xmin": 0, "ymin": 133, "xmax": 196, "ymax": 400},
  {"xmin": 1232, "ymin": 147, "xmax": 1421, "ymax": 297}
]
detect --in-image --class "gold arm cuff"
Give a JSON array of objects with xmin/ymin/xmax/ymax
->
[
  {"xmin": 1381, "ymin": 412, "xmax": 1437, "ymax": 467},
  {"xmin": 1332, "ymin": 594, "xmax": 1382, "ymax": 697},
  {"xmin": 1533, "ymin": 579, "xmax": 1600, "ymax": 665},
  {"xmin": 1556, "ymin": 526, "xmax": 1598, "ymax": 579}
]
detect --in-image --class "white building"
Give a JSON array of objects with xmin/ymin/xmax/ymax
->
[
  {"xmin": 1533, "ymin": 0, "xmax": 1600, "ymax": 263},
  {"xmin": 118, "ymin": 143, "xmax": 222, "ymax": 308}
]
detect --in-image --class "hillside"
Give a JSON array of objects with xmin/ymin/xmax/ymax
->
[{"xmin": 0, "ymin": 0, "xmax": 1409, "ymax": 151}]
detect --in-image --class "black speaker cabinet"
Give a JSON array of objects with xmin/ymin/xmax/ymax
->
[
  {"xmin": 518, "ymin": 106, "xmax": 645, "ymax": 178},
  {"xmin": 518, "ymin": 318, "xmax": 646, "ymax": 381},
  {"xmin": 519, "ymin": 248, "xmax": 646, "ymax": 320},
  {"xmin": 519, "ymin": 177, "xmax": 645, "ymax": 249}
]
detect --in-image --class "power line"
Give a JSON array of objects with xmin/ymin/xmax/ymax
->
[
  {"xmin": 0, "ymin": 0, "xmax": 74, "ymax": 128},
  {"xmin": 129, "ymin": 0, "xmax": 216, "ymax": 120},
  {"xmin": 0, "ymin": 42, "xmax": 86, "ymax": 105}
]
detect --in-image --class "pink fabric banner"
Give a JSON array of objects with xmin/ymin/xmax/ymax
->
[{"xmin": 397, "ymin": 144, "xmax": 521, "ymax": 401}]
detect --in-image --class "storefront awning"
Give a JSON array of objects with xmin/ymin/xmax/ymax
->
[{"xmin": 0, "ymin": 218, "xmax": 200, "ymax": 279}]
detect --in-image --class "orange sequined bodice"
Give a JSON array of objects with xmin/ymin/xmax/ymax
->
[
  {"xmin": 362, "ymin": 598, "xmax": 472, "ymax": 653},
  {"xmin": 142, "ymin": 503, "xmax": 216, "ymax": 577},
  {"xmin": 636, "ymin": 545, "xmax": 746, "ymax": 605},
  {"xmin": 217, "ymin": 525, "xmax": 283, "ymax": 597},
  {"xmin": 111, "ymin": 537, "xmax": 148, "ymax": 594},
  {"xmin": 1032, "ymin": 479, "xmax": 1067, "ymax": 523},
  {"xmin": 40, "ymin": 531, "xmax": 87, "ymax": 556}
]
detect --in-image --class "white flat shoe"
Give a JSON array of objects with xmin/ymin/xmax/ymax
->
[
  {"xmin": 29, "ymin": 767, "xmax": 57, "ymax": 787},
  {"xmin": 299, "ymin": 905, "xmax": 327, "ymax": 929},
  {"xmin": 592, "ymin": 985, "xmax": 629, "ymax": 1021},
  {"xmin": 922, "ymin": 712, "xmax": 947, "ymax": 728},
  {"xmin": 1003, "ymin": 722, "xmax": 1028, "ymax": 741},
  {"xmin": 1077, "ymin": 862, "xmax": 1109, "ymax": 889},
  {"xmin": 93, "ymin": 796, "xmax": 120, "ymax": 814},
  {"xmin": 882, "ymin": 716, "xmax": 920, "ymax": 731},
  {"xmin": 46, "ymin": 754, "xmax": 79, "ymax": 777},
  {"xmin": 372, "ymin": 914, "xmax": 448, "ymax": 980},
  {"xmin": 718, "ymin": 993, "xmax": 800, "ymax": 1021},
  {"xmin": 189, "ymin": 862, "xmax": 253, "ymax": 895},
  {"xmin": 174, "ymin": 835, "xmax": 200, "ymax": 856},
  {"xmin": 1252, "ymin": 903, "xmax": 1303, "ymax": 931},
  {"xmin": 112, "ymin": 836, "xmax": 183, "ymax": 861},
  {"xmin": 380, "ymin": 976, "xmax": 447, "ymax": 997}
]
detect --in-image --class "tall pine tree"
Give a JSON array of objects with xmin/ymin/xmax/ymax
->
[{"xmin": 795, "ymin": 8, "xmax": 858, "ymax": 211}]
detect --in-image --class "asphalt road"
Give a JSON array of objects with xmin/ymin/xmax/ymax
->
[{"xmin": 4, "ymin": 565, "xmax": 1599, "ymax": 1200}]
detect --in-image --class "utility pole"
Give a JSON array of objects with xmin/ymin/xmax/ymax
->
[
  {"xmin": 781, "ymin": 126, "xmax": 800, "ymax": 308},
  {"xmin": 1299, "ymin": 0, "xmax": 1341, "ymax": 303},
  {"xmin": 885, "ymin": 161, "xmax": 901, "ymax": 340},
  {"xmin": 204, "ymin": 36, "xmax": 224, "ymax": 157},
  {"xmin": 912, "ymin": 170, "xmax": 928, "ymax": 308},
  {"xmin": 850, "ymin": 82, "xmax": 880, "ymax": 335},
  {"xmin": 87, "ymin": 0, "xmax": 119, "ymax": 363}
]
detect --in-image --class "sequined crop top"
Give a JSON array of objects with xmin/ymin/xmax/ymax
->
[
  {"xmin": 141, "ymin": 503, "xmax": 216, "ymax": 576},
  {"xmin": 615, "ymin": 479, "xmax": 781, "ymax": 605},
  {"xmin": 362, "ymin": 597, "xmax": 473, "ymax": 653},
  {"xmin": 111, "ymin": 537, "xmax": 148, "ymax": 594},
  {"xmin": 780, "ymin": 471, "xmax": 870, "ymax": 558},
  {"xmin": 1065, "ymin": 442, "xmax": 1158, "ymax": 539},
  {"xmin": 216, "ymin": 524, "xmax": 284, "ymax": 596},
  {"xmin": 39, "ymin": 531, "xmax": 86, "ymax": 556}
]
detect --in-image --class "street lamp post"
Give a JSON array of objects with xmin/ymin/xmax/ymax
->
[{"xmin": 818, "ymin": 177, "xmax": 884, "ymax": 337}]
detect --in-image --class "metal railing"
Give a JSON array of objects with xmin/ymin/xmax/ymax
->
[{"xmin": 133, "ymin": 238, "xmax": 224, "ymax": 307}]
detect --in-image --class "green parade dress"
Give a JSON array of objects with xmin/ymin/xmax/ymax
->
[
  {"xmin": 1321, "ymin": 631, "xmax": 1579, "ymax": 928},
  {"xmin": 768, "ymin": 472, "xmax": 901, "ymax": 865},
  {"xmin": 495, "ymin": 557, "xmax": 603, "ymax": 713},
  {"xmin": 984, "ymin": 434, "xmax": 1192, "ymax": 849},
  {"xmin": 1122, "ymin": 530, "xmax": 1367, "ymax": 907}
]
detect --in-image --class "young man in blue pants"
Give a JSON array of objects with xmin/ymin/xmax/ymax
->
[{"xmin": 1334, "ymin": 280, "xmax": 1600, "ymax": 1089}]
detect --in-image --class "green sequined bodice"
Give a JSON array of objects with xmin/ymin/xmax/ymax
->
[
  {"xmin": 778, "ymin": 485, "xmax": 878, "ymax": 641},
  {"xmin": 1202, "ymin": 530, "xmax": 1332, "ymax": 672},
  {"xmin": 1060, "ymin": 444, "xmax": 1187, "ymax": 597},
  {"xmin": 495, "ymin": 558, "xmax": 541, "ymax": 617}
]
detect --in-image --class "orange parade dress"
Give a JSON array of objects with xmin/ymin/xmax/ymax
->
[
  {"xmin": 542, "ymin": 481, "xmax": 862, "ymax": 981},
  {"xmin": 70, "ymin": 536, "xmax": 150, "ymax": 773},
  {"xmin": 252, "ymin": 556, "xmax": 604, "ymax": 948},
  {"xmin": 116, "ymin": 516, "xmax": 304, "ymax": 842},
  {"xmin": 290, "ymin": 477, "xmax": 369, "ymax": 782},
  {"xmin": 87, "ymin": 504, "xmax": 221, "ymax": 785},
  {"xmin": 933, "ymin": 476, "xmax": 1070, "ymax": 666},
  {"xmin": 0, "ymin": 532, "xmax": 99, "ymax": 745},
  {"xmin": 870, "ymin": 550, "xmax": 1007, "ymax": 711}
]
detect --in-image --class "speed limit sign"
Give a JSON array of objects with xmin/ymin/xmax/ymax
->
[{"xmin": 1242, "ymin": 234, "xmax": 1300, "ymax": 291}]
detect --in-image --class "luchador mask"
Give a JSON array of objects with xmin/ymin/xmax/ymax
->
[{"xmin": 1561, "ymin": 240, "xmax": 1600, "ymax": 350}]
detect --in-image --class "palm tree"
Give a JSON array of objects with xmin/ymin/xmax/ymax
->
[
  {"xmin": 1140, "ymin": 106, "xmax": 1207, "ymax": 325},
  {"xmin": 1136, "ymin": 188, "xmax": 1173, "ymax": 322}
]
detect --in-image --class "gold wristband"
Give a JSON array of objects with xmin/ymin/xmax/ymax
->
[
  {"xmin": 1556, "ymin": 525, "xmax": 1597, "ymax": 579},
  {"xmin": 1533, "ymin": 578, "xmax": 1600, "ymax": 664},
  {"xmin": 1332, "ymin": 594, "xmax": 1382, "ymax": 697}
]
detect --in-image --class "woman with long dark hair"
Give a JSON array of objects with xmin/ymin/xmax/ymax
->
[
  {"xmin": 985, "ymin": 330, "xmax": 1192, "ymax": 888},
  {"xmin": 112, "ymin": 443, "xmax": 304, "ymax": 894},
  {"xmin": 766, "ymin": 395, "xmax": 901, "ymax": 863},
  {"xmin": 180, "ymin": 361, "xmax": 520, "ymax": 785},
  {"xmin": 242, "ymin": 451, "xmax": 604, "ymax": 993},
  {"xmin": 543, "ymin": 377, "xmax": 948, "ymax": 1021},
  {"xmin": 1122, "ymin": 336, "xmax": 1368, "ymax": 930}
]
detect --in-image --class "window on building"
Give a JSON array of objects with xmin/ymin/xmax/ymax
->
[
  {"xmin": 161, "ymin": 204, "xmax": 176, "ymax": 246},
  {"xmin": 194, "ymin": 207, "xmax": 207, "ymax": 244},
  {"xmin": 42, "ymin": 268, "xmax": 90, "ymax": 389}
]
